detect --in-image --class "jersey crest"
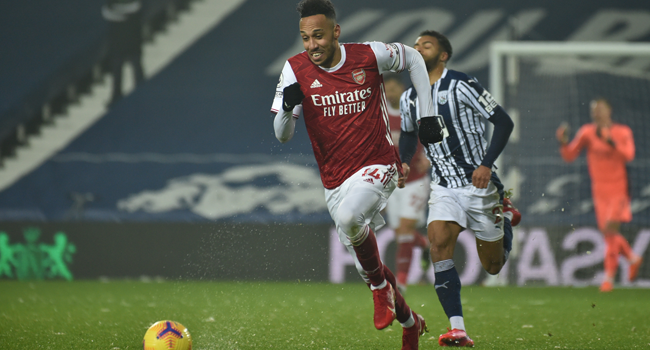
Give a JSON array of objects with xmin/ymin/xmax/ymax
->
[
  {"xmin": 352, "ymin": 68, "xmax": 366, "ymax": 85},
  {"xmin": 438, "ymin": 90, "xmax": 448, "ymax": 105}
]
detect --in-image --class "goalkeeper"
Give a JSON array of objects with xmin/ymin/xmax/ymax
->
[{"xmin": 556, "ymin": 98, "xmax": 642, "ymax": 292}]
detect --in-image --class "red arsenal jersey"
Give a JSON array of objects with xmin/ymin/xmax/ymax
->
[{"xmin": 271, "ymin": 42, "xmax": 408, "ymax": 189}]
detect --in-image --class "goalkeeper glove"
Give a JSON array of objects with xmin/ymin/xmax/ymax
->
[
  {"xmin": 556, "ymin": 122, "xmax": 570, "ymax": 145},
  {"xmin": 596, "ymin": 126, "xmax": 615, "ymax": 146},
  {"xmin": 596, "ymin": 125, "xmax": 610, "ymax": 139},
  {"xmin": 282, "ymin": 83, "xmax": 305, "ymax": 111},
  {"xmin": 418, "ymin": 115, "xmax": 448, "ymax": 144}
]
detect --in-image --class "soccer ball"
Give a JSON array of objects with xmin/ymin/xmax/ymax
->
[{"xmin": 143, "ymin": 320, "xmax": 192, "ymax": 350}]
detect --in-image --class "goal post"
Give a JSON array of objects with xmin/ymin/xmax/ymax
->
[
  {"xmin": 489, "ymin": 41, "xmax": 650, "ymax": 229},
  {"xmin": 490, "ymin": 41, "xmax": 650, "ymax": 106}
]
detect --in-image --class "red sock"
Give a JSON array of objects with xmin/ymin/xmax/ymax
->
[
  {"xmin": 352, "ymin": 228, "xmax": 385, "ymax": 287},
  {"xmin": 603, "ymin": 234, "xmax": 620, "ymax": 278},
  {"xmin": 396, "ymin": 238, "xmax": 414, "ymax": 286},
  {"xmin": 414, "ymin": 232, "xmax": 429, "ymax": 249},
  {"xmin": 383, "ymin": 265, "xmax": 412, "ymax": 323},
  {"xmin": 614, "ymin": 233, "xmax": 634, "ymax": 260}
]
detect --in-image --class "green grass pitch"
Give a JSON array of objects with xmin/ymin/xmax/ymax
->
[{"xmin": 1, "ymin": 281, "xmax": 649, "ymax": 349}]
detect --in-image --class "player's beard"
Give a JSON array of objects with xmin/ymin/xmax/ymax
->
[
  {"xmin": 312, "ymin": 48, "xmax": 334, "ymax": 67},
  {"xmin": 425, "ymin": 52, "xmax": 443, "ymax": 72},
  {"xmin": 312, "ymin": 42, "xmax": 337, "ymax": 67}
]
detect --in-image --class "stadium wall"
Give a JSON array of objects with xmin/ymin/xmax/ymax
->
[{"xmin": 1, "ymin": 223, "xmax": 648, "ymax": 287}]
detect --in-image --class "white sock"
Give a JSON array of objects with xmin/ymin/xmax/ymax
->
[
  {"xmin": 396, "ymin": 233, "xmax": 415, "ymax": 243},
  {"xmin": 401, "ymin": 313, "xmax": 415, "ymax": 328},
  {"xmin": 450, "ymin": 316, "xmax": 465, "ymax": 331},
  {"xmin": 370, "ymin": 280, "xmax": 387, "ymax": 290}
]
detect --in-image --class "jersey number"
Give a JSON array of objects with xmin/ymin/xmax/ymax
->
[
  {"xmin": 363, "ymin": 168, "xmax": 383, "ymax": 180},
  {"xmin": 478, "ymin": 90, "xmax": 498, "ymax": 114},
  {"xmin": 362, "ymin": 166, "xmax": 396, "ymax": 187}
]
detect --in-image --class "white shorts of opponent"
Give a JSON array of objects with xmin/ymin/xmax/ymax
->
[
  {"xmin": 386, "ymin": 176, "xmax": 429, "ymax": 229},
  {"xmin": 325, "ymin": 164, "xmax": 398, "ymax": 282},
  {"xmin": 427, "ymin": 181, "xmax": 504, "ymax": 242}
]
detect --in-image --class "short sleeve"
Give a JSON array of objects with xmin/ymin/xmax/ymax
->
[
  {"xmin": 367, "ymin": 41, "xmax": 407, "ymax": 75},
  {"xmin": 456, "ymin": 78, "xmax": 502, "ymax": 120},
  {"xmin": 270, "ymin": 61, "xmax": 302, "ymax": 117}
]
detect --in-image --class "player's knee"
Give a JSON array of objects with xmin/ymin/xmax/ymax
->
[
  {"xmin": 429, "ymin": 225, "xmax": 453, "ymax": 251},
  {"xmin": 337, "ymin": 209, "xmax": 363, "ymax": 239},
  {"xmin": 485, "ymin": 263, "xmax": 503, "ymax": 275},
  {"xmin": 429, "ymin": 239, "xmax": 450, "ymax": 252},
  {"xmin": 482, "ymin": 258, "xmax": 504, "ymax": 275},
  {"xmin": 429, "ymin": 238, "xmax": 453, "ymax": 261}
]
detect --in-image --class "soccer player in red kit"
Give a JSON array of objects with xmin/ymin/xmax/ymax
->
[
  {"xmin": 270, "ymin": 0, "xmax": 447, "ymax": 348},
  {"xmin": 383, "ymin": 73, "xmax": 431, "ymax": 295},
  {"xmin": 556, "ymin": 98, "xmax": 642, "ymax": 292}
]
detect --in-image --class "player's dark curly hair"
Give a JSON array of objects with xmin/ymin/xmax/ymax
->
[
  {"xmin": 419, "ymin": 30, "xmax": 453, "ymax": 62},
  {"xmin": 296, "ymin": 0, "xmax": 336, "ymax": 21}
]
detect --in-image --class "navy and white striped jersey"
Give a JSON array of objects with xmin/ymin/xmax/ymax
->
[{"xmin": 400, "ymin": 68, "xmax": 501, "ymax": 188}]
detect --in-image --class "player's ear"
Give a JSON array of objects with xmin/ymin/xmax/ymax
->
[
  {"xmin": 333, "ymin": 24, "xmax": 341, "ymax": 40},
  {"xmin": 441, "ymin": 51, "xmax": 449, "ymax": 63}
]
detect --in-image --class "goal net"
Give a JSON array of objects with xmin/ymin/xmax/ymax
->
[{"xmin": 489, "ymin": 42, "xmax": 650, "ymax": 229}]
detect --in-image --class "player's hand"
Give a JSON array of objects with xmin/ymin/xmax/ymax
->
[
  {"xmin": 472, "ymin": 165, "xmax": 491, "ymax": 189},
  {"xmin": 596, "ymin": 126, "xmax": 616, "ymax": 147},
  {"xmin": 556, "ymin": 122, "xmax": 569, "ymax": 145},
  {"xmin": 398, "ymin": 163, "xmax": 410, "ymax": 188},
  {"xmin": 282, "ymin": 83, "xmax": 305, "ymax": 111},
  {"xmin": 418, "ymin": 115, "xmax": 449, "ymax": 144}
]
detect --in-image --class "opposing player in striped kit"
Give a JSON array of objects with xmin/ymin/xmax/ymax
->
[
  {"xmin": 270, "ymin": 1, "xmax": 447, "ymax": 348},
  {"xmin": 399, "ymin": 30, "xmax": 521, "ymax": 347}
]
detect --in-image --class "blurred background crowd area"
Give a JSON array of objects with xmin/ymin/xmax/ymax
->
[{"xmin": 0, "ymin": 0, "xmax": 649, "ymax": 284}]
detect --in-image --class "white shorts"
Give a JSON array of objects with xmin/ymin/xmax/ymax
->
[
  {"xmin": 427, "ymin": 182, "xmax": 504, "ymax": 242},
  {"xmin": 325, "ymin": 164, "xmax": 398, "ymax": 246},
  {"xmin": 386, "ymin": 176, "xmax": 429, "ymax": 228}
]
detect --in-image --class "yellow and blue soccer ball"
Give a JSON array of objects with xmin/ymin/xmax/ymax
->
[{"xmin": 143, "ymin": 320, "xmax": 192, "ymax": 350}]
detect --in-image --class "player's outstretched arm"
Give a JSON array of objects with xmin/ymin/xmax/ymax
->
[
  {"xmin": 457, "ymin": 77, "xmax": 512, "ymax": 187},
  {"xmin": 398, "ymin": 130, "xmax": 418, "ymax": 188},
  {"xmin": 611, "ymin": 126, "xmax": 635, "ymax": 162},
  {"xmin": 481, "ymin": 109, "xmax": 514, "ymax": 169},
  {"xmin": 558, "ymin": 125, "xmax": 587, "ymax": 163},
  {"xmin": 273, "ymin": 109, "xmax": 296, "ymax": 143},
  {"xmin": 273, "ymin": 82, "xmax": 304, "ymax": 143},
  {"xmin": 470, "ymin": 107, "xmax": 513, "ymax": 189},
  {"xmin": 399, "ymin": 130, "xmax": 418, "ymax": 166},
  {"xmin": 556, "ymin": 122, "xmax": 570, "ymax": 145},
  {"xmin": 402, "ymin": 46, "xmax": 435, "ymax": 118},
  {"xmin": 402, "ymin": 46, "xmax": 448, "ymax": 144}
]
